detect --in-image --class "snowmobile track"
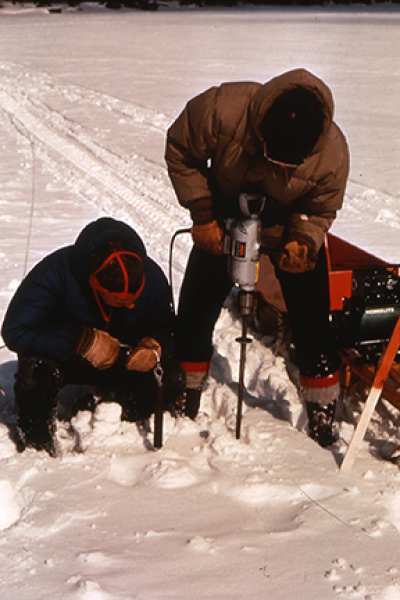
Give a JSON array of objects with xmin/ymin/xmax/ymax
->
[{"xmin": 0, "ymin": 62, "xmax": 190, "ymax": 275}]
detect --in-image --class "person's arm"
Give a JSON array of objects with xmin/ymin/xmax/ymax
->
[
  {"xmin": 165, "ymin": 86, "xmax": 220, "ymax": 225},
  {"xmin": 166, "ymin": 87, "xmax": 225, "ymax": 254},
  {"xmin": 1, "ymin": 255, "xmax": 83, "ymax": 361},
  {"xmin": 280, "ymin": 132, "xmax": 350, "ymax": 272}
]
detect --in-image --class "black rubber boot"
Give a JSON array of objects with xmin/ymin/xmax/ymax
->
[
  {"xmin": 120, "ymin": 390, "xmax": 155, "ymax": 422},
  {"xmin": 116, "ymin": 376, "xmax": 158, "ymax": 422},
  {"xmin": 14, "ymin": 357, "xmax": 63, "ymax": 457},
  {"xmin": 306, "ymin": 401, "xmax": 337, "ymax": 448},
  {"xmin": 73, "ymin": 392, "xmax": 98, "ymax": 415},
  {"xmin": 162, "ymin": 360, "xmax": 186, "ymax": 416},
  {"xmin": 174, "ymin": 388, "xmax": 202, "ymax": 420}
]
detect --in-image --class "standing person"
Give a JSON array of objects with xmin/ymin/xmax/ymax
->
[
  {"xmin": 1, "ymin": 217, "xmax": 178, "ymax": 456},
  {"xmin": 165, "ymin": 68, "xmax": 349, "ymax": 447}
]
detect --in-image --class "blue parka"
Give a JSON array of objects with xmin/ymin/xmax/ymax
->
[{"xmin": 1, "ymin": 218, "xmax": 174, "ymax": 362}]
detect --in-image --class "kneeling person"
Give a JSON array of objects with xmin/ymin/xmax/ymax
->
[{"xmin": 1, "ymin": 217, "xmax": 176, "ymax": 456}]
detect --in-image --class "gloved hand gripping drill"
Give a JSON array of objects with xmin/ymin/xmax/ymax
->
[{"xmin": 224, "ymin": 193, "xmax": 265, "ymax": 439}]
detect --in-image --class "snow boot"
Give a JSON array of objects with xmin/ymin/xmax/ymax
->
[
  {"xmin": 120, "ymin": 392, "xmax": 154, "ymax": 422},
  {"xmin": 14, "ymin": 357, "xmax": 62, "ymax": 457},
  {"xmin": 174, "ymin": 388, "xmax": 202, "ymax": 420},
  {"xmin": 173, "ymin": 361, "xmax": 208, "ymax": 419},
  {"xmin": 299, "ymin": 356, "xmax": 340, "ymax": 449},
  {"xmin": 73, "ymin": 392, "xmax": 98, "ymax": 415},
  {"xmin": 306, "ymin": 400, "xmax": 337, "ymax": 448},
  {"xmin": 115, "ymin": 376, "xmax": 158, "ymax": 422},
  {"xmin": 161, "ymin": 359, "xmax": 186, "ymax": 415}
]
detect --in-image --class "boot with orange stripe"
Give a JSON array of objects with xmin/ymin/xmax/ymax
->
[
  {"xmin": 301, "ymin": 364, "xmax": 340, "ymax": 448},
  {"xmin": 174, "ymin": 361, "xmax": 209, "ymax": 419}
]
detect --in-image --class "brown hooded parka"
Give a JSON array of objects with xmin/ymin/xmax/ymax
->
[{"xmin": 165, "ymin": 69, "xmax": 349, "ymax": 261}]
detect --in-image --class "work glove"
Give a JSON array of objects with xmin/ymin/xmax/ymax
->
[
  {"xmin": 77, "ymin": 328, "xmax": 120, "ymax": 370},
  {"xmin": 192, "ymin": 220, "xmax": 224, "ymax": 255},
  {"xmin": 278, "ymin": 240, "xmax": 313, "ymax": 273},
  {"xmin": 126, "ymin": 337, "xmax": 161, "ymax": 372}
]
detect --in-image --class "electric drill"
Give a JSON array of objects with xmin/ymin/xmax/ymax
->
[
  {"xmin": 225, "ymin": 193, "xmax": 265, "ymax": 439},
  {"xmin": 225, "ymin": 193, "xmax": 265, "ymax": 317}
]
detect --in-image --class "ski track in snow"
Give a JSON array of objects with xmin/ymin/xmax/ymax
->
[
  {"xmin": 0, "ymin": 61, "xmax": 191, "ymax": 278},
  {"xmin": 344, "ymin": 183, "xmax": 398, "ymax": 225}
]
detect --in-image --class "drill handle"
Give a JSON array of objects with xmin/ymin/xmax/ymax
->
[{"xmin": 239, "ymin": 193, "xmax": 266, "ymax": 218}]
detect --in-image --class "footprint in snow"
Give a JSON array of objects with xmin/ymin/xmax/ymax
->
[
  {"xmin": 187, "ymin": 536, "xmax": 219, "ymax": 554},
  {"xmin": 324, "ymin": 558, "xmax": 367, "ymax": 598},
  {"xmin": 67, "ymin": 576, "xmax": 121, "ymax": 600},
  {"xmin": 144, "ymin": 458, "xmax": 199, "ymax": 489},
  {"xmin": 364, "ymin": 518, "xmax": 392, "ymax": 538},
  {"xmin": 225, "ymin": 478, "xmax": 302, "ymax": 507},
  {"xmin": 332, "ymin": 582, "xmax": 367, "ymax": 597},
  {"xmin": 26, "ymin": 509, "xmax": 103, "ymax": 540},
  {"xmin": 77, "ymin": 551, "xmax": 113, "ymax": 568},
  {"xmin": 107, "ymin": 452, "xmax": 201, "ymax": 490}
]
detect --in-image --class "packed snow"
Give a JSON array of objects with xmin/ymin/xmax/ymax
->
[{"xmin": 1, "ymin": 5, "xmax": 400, "ymax": 600}]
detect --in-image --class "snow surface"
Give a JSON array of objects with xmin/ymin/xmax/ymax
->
[{"xmin": 1, "ymin": 6, "xmax": 400, "ymax": 600}]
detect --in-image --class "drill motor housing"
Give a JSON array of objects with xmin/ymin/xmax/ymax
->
[{"xmin": 224, "ymin": 193, "xmax": 265, "ymax": 311}]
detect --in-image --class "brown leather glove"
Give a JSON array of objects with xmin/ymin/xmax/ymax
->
[
  {"xmin": 126, "ymin": 337, "xmax": 162, "ymax": 372},
  {"xmin": 278, "ymin": 240, "xmax": 312, "ymax": 273},
  {"xmin": 192, "ymin": 221, "xmax": 224, "ymax": 255},
  {"xmin": 77, "ymin": 328, "xmax": 120, "ymax": 370}
]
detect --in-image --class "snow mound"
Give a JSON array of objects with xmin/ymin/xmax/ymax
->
[
  {"xmin": 68, "ymin": 403, "xmax": 145, "ymax": 453},
  {"xmin": 67, "ymin": 577, "xmax": 118, "ymax": 600},
  {"xmin": 107, "ymin": 454, "xmax": 149, "ymax": 487},
  {"xmin": 0, "ymin": 424, "xmax": 17, "ymax": 459},
  {"xmin": 374, "ymin": 586, "xmax": 400, "ymax": 600},
  {"xmin": 383, "ymin": 492, "xmax": 400, "ymax": 533},
  {"xmin": 0, "ymin": 479, "xmax": 23, "ymax": 530}
]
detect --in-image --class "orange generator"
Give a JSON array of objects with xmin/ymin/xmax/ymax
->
[
  {"xmin": 257, "ymin": 233, "xmax": 400, "ymax": 410},
  {"xmin": 325, "ymin": 233, "xmax": 400, "ymax": 410}
]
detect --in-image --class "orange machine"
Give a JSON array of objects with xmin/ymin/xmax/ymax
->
[
  {"xmin": 325, "ymin": 233, "xmax": 400, "ymax": 410},
  {"xmin": 257, "ymin": 233, "xmax": 400, "ymax": 410}
]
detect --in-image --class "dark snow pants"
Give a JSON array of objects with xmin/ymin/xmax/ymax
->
[
  {"xmin": 175, "ymin": 245, "xmax": 340, "ymax": 377},
  {"xmin": 14, "ymin": 354, "xmax": 160, "ymax": 422}
]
